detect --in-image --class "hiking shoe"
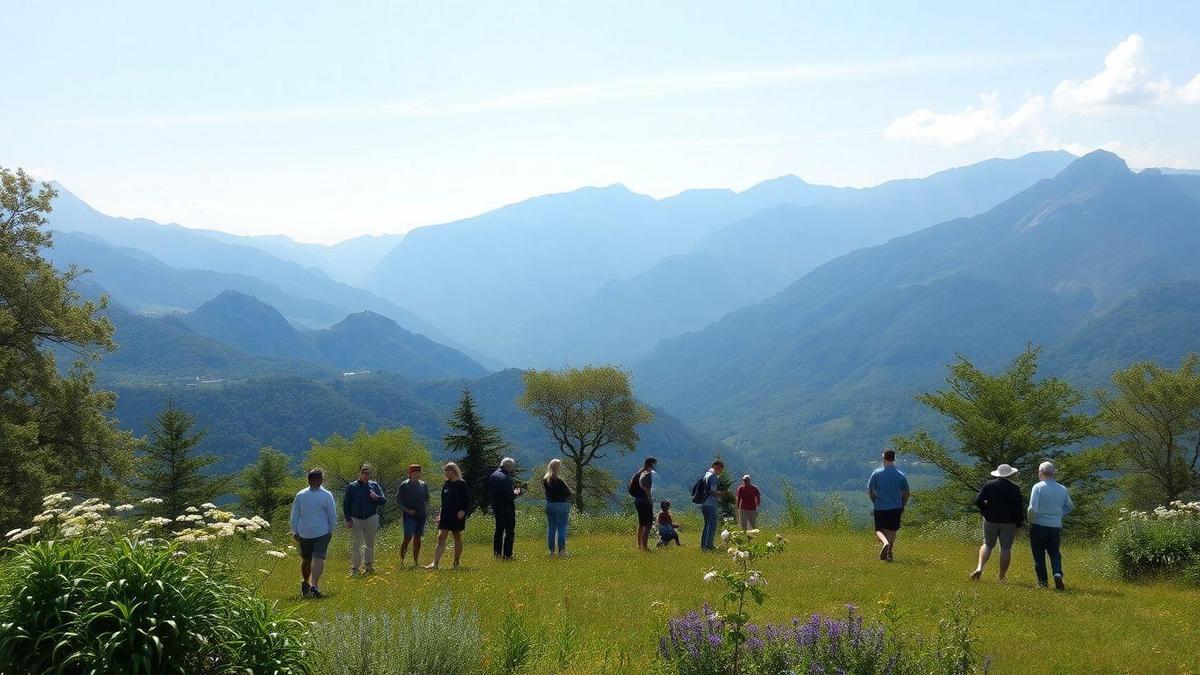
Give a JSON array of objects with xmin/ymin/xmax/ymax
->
[
  {"xmin": 969, "ymin": 569, "xmax": 982, "ymax": 581},
  {"xmin": 309, "ymin": 586, "xmax": 324, "ymax": 599},
  {"xmin": 886, "ymin": 547, "xmax": 894, "ymax": 562},
  {"xmin": 1053, "ymin": 574, "xmax": 1065, "ymax": 591},
  {"xmin": 879, "ymin": 544, "xmax": 891, "ymax": 561},
  {"xmin": 300, "ymin": 581, "xmax": 311, "ymax": 598}
]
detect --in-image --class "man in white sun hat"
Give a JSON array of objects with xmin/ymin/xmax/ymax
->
[{"xmin": 969, "ymin": 463, "xmax": 1025, "ymax": 582}]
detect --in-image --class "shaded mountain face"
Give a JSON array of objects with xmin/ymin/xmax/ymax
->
[
  {"xmin": 308, "ymin": 311, "xmax": 490, "ymax": 380},
  {"xmin": 181, "ymin": 291, "xmax": 324, "ymax": 362},
  {"xmin": 634, "ymin": 151, "xmax": 1200, "ymax": 464},
  {"xmin": 109, "ymin": 370, "xmax": 730, "ymax": 492},
  {"xmin": 504, "ymin": 151, "xmax": 1076, "ymax": 367}
]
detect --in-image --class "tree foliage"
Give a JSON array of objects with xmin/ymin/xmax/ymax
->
[
  {"xmin": 236, "ymin": 446, "xmax": 294, "ymax": 520},
  {"xmin": 0, "ymin": 167, "xmax": 136, "ymax": 530},
  {"xmin": 1098, "ymin": 354, "xmax": 1200, "ymax": 506},
  {"xmin": 518, "ymin": 366, "xmax": 654, "ymax": 511},
  {"xmin": 304, "ymin": 427, "xmax": 433, "ymax": 520},
  {"xmin": 893, "ymin": 347, "xmax": 1114, "ymax": 531},
  {"xmin": 135, "ymin": 399, "xmax": 224, "ymax": 518},
  {"xmin": 443, "ymin": 389, "xmax": 507, "ymax": 514}
]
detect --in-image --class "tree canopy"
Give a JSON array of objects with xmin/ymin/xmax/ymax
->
[
  {"xmin": 518, "ymin": 366, "xmax": 653, "ymax": 511},
  {"xmin": 237, "ymin": 446, "xmax": 295, "ymax": 521},
  {"xmin": 304, "ymin": 427, "xmax": 433, "ymax": 521},
  {"xmin": 1098, "ymin": 354, "xmax": 1200, "ymax": 507},
  {"xmin": 0, "ymin": 167, "xmax": 136, "ymax": 529},
  {"xmin": 135, "ymin": 398, "xmax": 225, "ymax": 519}
]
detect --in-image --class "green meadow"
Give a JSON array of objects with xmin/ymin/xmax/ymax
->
[{"xmin": 251, "ymin": 519, "xmax": 1200, "ymax": 674}]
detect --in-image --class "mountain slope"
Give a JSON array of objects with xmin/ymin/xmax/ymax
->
[
  {"xmin": 635, "ymin": 151, "xmax": 1200, "ymax": 462},
  {"xmin": 46, "ymin": 186, "xmax": 442, "ymax": 337},
  {"xmin": 508, "ymin": 151, "xmax": 1076, "ymax": 366},
  {"xmin": 309, "ymin": 311, "xmax": 490, "ymax": 380},
  {"xmin": 182, "ymin": 291, "xmax": 324, "ymax": 361}
]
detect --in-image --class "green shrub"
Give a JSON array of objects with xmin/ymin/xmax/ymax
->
[
  {"xmin": 1107, "ymin": 501, "xmax": 1200, "ymax": 583},
  {"xmin": 0, "ymin": 538, "xmax": 310, "ymax": 673},
  {"xmin": 308, "ymin": 596, "xmax": 483, "ymax": 675}
]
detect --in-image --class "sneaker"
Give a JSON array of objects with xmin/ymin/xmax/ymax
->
[
  {"xmin": 879, "ymin": 544, "xmax": 891, "ymax": 561},
  {"xmin": 1053, "ymin": 574, "xmax": 1065, "ymax": 591},
  {"xmin": 557, "ymin": 551, "xmax": 571, "ymax": 559},
  {"xmin": 886, "ymin": 547, "xmax": 894, "ymax": 562},
  {"xmin": 968, "ymin": 569, "xmax": 982, "ymax": 581},
  {"xmin": 300, "ymin": 581, "xmax": 311, "ymax": 598},
  {"xmin": 424, "ymin": 562, "xmax": 438, "ymax": 570},
  {"xmin": 309, "ymin": 586, "xmax": 324, "ymax": 599},
  {"xmin": 1038, "ymin": 581, "xmax": 1049, "ymax": 588}
]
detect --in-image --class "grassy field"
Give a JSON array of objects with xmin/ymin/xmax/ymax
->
[{"xmin": 253, "ymin": 519, "xmax": 1200, "ymax": 674}]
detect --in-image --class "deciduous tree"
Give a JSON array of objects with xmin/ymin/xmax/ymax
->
[
  {"xmin": 305, "ymin": 427, "xmax": 432, "ymax": 519},
  {"xmin": 518, "ymin": 366, "xmax": 654, "ymax": 512},
  {"xmin": 0, "ymin": 167, "xmax": 136, "ymax": 530},
  {"xmin": 1098, "ymin": 354, "xmax": 1200, "ymax": 507}
]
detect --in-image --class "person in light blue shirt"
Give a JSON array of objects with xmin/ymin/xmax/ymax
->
[
  {"xmin": 867, "ymin": 449, "xmax": 910, "ymax": 562},
  {"xmin": 698, "ymin": 460, "xmax": 726, "ymax": 551},
  {"xmin": 1027, "ymin": 461, "xmax": 1075, "ymax": 590},
  {"xmin": 290, "ymin": 468, "xmax": 338, "ymax": 599}
]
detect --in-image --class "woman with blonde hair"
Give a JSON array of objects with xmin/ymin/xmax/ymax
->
[
  {"xmin": 543, "ymin": 458, "xmax": 573, "ymax": 558},
  {"xmin": 425, "ymin": 462, "xmax": 470, "ymax": 569}
]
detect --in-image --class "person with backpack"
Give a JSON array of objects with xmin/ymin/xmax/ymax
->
[
  {"xmin": 692, "ymin": 460, "xmax": 725, "ymax": 551},
  {"xmin": 630, "ymin": 457, "xmax": 657, "ymax": 551}
]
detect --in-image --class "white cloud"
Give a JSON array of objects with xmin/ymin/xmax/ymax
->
[
  {"xmin": 1054, "ymin": 34, "xmax": 1198, "ymax": 111},
  {"xmin": 884, "ymin": 93, "xmax": 1045, "ymax": 146}
]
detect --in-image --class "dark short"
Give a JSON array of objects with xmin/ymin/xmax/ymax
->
[
  {"xmin": 438, "ymin": 511, "xmax": 467, "ymax": 533},
  {"xmin": 635, "ymin": 500, "xmax": 654, "ymax": 527},
  {"xmin": 297, "ymin": 533, "xmax": 332, "ymax": 560},
  {"xmin": 403, "ymin": 512, "xmax": 427, "ymax": 537},
  {"xmin": 873, "ymin": 508, "xmax": 903, "ymax": 532}
]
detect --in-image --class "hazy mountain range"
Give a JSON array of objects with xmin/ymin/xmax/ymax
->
[{"xmin": 36, "ymin": 150, "xmax": 1200, "ymax": 486}]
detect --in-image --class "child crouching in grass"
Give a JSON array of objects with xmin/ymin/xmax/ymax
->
[{"xmin": 657, "ymin": 500, "xmax": 681, "ymax": 547}]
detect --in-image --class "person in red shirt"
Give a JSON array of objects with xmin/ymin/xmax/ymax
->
[
  {"xmin": 736, "ymin": 475, "xmax": 762, "ymax": 530},
  {"xmin": 656, "ymin": 500, "xmax": 681, "ymax": 547}
]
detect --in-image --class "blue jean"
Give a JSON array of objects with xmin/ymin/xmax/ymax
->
[
  {"xmin": 700, "ymin": 504, "xmax": 719, "ymax": 550},
  {"xmin": 545, "ymin": 501, "xmax": 570, "ymax": 553},
  {"xmin": 1030, "ymin": 524, "xmax": 1063, "ymax": 585}
]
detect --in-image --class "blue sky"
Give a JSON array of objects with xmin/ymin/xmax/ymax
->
[{"xmin": 3, "ymin": 1, "xmax": 1199, "ymax": 243}]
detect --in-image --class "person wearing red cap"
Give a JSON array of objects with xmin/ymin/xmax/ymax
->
[
  {"xmin": 397, "ymin": 464, "xmax": 430, "ymax": 567},
  {"xmin": 735, "ymin": 474, "xmax": 761, "ymax": 530}
]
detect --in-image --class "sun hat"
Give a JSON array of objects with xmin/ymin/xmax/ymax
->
[
  {"xmin": 742, "ymin": 474, "xmax": 752, "ymax": 481},
  {"xmin": 990, "ymin": 463, "xmax": 1019, "ymax": 478}
]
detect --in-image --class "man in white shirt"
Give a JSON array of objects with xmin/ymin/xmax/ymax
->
[
  {"xmin": 290, "ymin": 468, "xmax": 338, "ymax": 598},
  {"xmin": 1027, "ymin": 461, "xmax": 1075, "ymax": 590}
]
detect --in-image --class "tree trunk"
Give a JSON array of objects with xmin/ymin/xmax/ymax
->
[{"xmin": 574, "ymin": 459, "xmax": 586, "ymax": 513}]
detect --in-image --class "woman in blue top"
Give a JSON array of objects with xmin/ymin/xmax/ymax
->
[{"xmin": 425, "ymin": 462, "xmax": 471, "ymax": 570}]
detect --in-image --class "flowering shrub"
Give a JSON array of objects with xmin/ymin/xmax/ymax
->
[
  {"xmin": 698, "ymin": 526, "xmax": 785, "ymax": 674},
  {"xmin": 660, "ymin": 603, "xmax": 988, "ymax": 675},
  {"xmin": 1109, "ymin": 500, "xmax": 1200, "ymax": 584},
  {"xmin": 0, "ymin": 493, "xmax": 309, "ymax": 673}
]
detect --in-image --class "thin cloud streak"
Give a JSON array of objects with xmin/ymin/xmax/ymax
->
[{"xmin": 52, "ymin": 51, "xmax": 1054, "ymax": 128}]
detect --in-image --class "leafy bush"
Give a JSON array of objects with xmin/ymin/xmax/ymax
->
[
  {"xmin": 308, "ymin": 596, "xmax": 483, "ymax": 675},
  {"xmin": 0, "ymin": 537, "xmax": 310, "ymax": 674},
  {"xmin": 659, "ymin": 602, "xmax": 988, "ymax": 675},
  {"xmin": 1108, "ymin": 501, "xmax": 1200, "ymax": 583}
]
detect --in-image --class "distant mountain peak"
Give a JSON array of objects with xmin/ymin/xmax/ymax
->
[{"xmin": 1054, "ymin": 150, "xmax": 1131, "ymax": 185}]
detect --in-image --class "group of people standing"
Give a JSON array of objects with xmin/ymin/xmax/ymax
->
[
  {"xmin": 285, "ymin": 449, "xmax": 1076, "ymax": 600},
  {"xmin": 867, "ymin": 449, "xmax": 1076, "ymax": 589}
]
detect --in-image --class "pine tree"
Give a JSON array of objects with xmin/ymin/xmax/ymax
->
[
  {"xmin": 136, "ymin": 399, "xmax": 224, "ymax": 519},
  {"xmin": 716, "ymin": 470, "xmax": 736, "ymax": 519},
  {"xmin": 236, "ymin": 447, "xmax": 294, "ymax": 520},
  {"xmin": 444, "ymin": 389, "xmax": 507, "ymax": 514}
]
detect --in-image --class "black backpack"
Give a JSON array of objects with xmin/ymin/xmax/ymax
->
[
  {"xmin": 690, "ymin": 475, "xmax": 710, "ymax": 504},
  {"xmin": 628, "ymin": 471, "xmax": 643, "ymax": 497}
]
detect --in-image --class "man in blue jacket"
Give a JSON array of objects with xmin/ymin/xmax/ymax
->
[
  {"xmin": 343, "ymin": 464, "xmax": 386, "ymax": 575},
  {"xmin": 489, "ymin": 457, "xmax": 523, "ymax": 560}
]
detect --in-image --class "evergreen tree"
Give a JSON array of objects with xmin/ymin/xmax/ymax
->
[
  {"xmin": 444, "ymin": 389, "xmax": 507, "ymax": 514},
  {"xmin": 0, "ymin": 167, "xmax": 137, "ymax": 530},
  {"xmin": 716, "ymin": 470, "xmax": 736, "ymax": 519},
  {"xmin": 236, "ymin": 446, "xmax": 294, "ymax": 520},
  {"xmin": 136, "ymin": 399, "xmax": 224, "ymax": 519}
]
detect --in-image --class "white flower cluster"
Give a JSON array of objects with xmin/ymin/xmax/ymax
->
[
  {"xmin": 1120, "ymin": 501, "xmax": 1200, "ymax": 522},
  {"xmin": 174, "ymin": 507, "xmax": 270, "ymax": 546}
]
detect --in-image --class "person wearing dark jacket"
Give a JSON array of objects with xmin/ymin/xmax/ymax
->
[
  {"xmin": 489, "ymin": 457, "xmax": 523, "ymax": 560},
  {"xmin": 969, "ymin": 463, "xmax": 1025, "ymax": 582},
  {"xmin": 426, "ymin": 462, "xmax": 471, "ymax": 569},
  {"xmin": 343, "ymin": 464, "xmax": 387, "ymax": 575}
]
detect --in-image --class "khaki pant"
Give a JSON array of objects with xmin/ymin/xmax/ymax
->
[
  {"xmin": 349, "ymin": 514, "xmax": 379, "ymax": 571},
  {"xmin": 738, "ymin": 509, "xmax": 758, "ymax": 530}
]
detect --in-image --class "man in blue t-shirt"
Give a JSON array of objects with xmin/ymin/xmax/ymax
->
[{"xmin": 866, "ymin": 449, "xmax": 910, "ymax": 562}]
